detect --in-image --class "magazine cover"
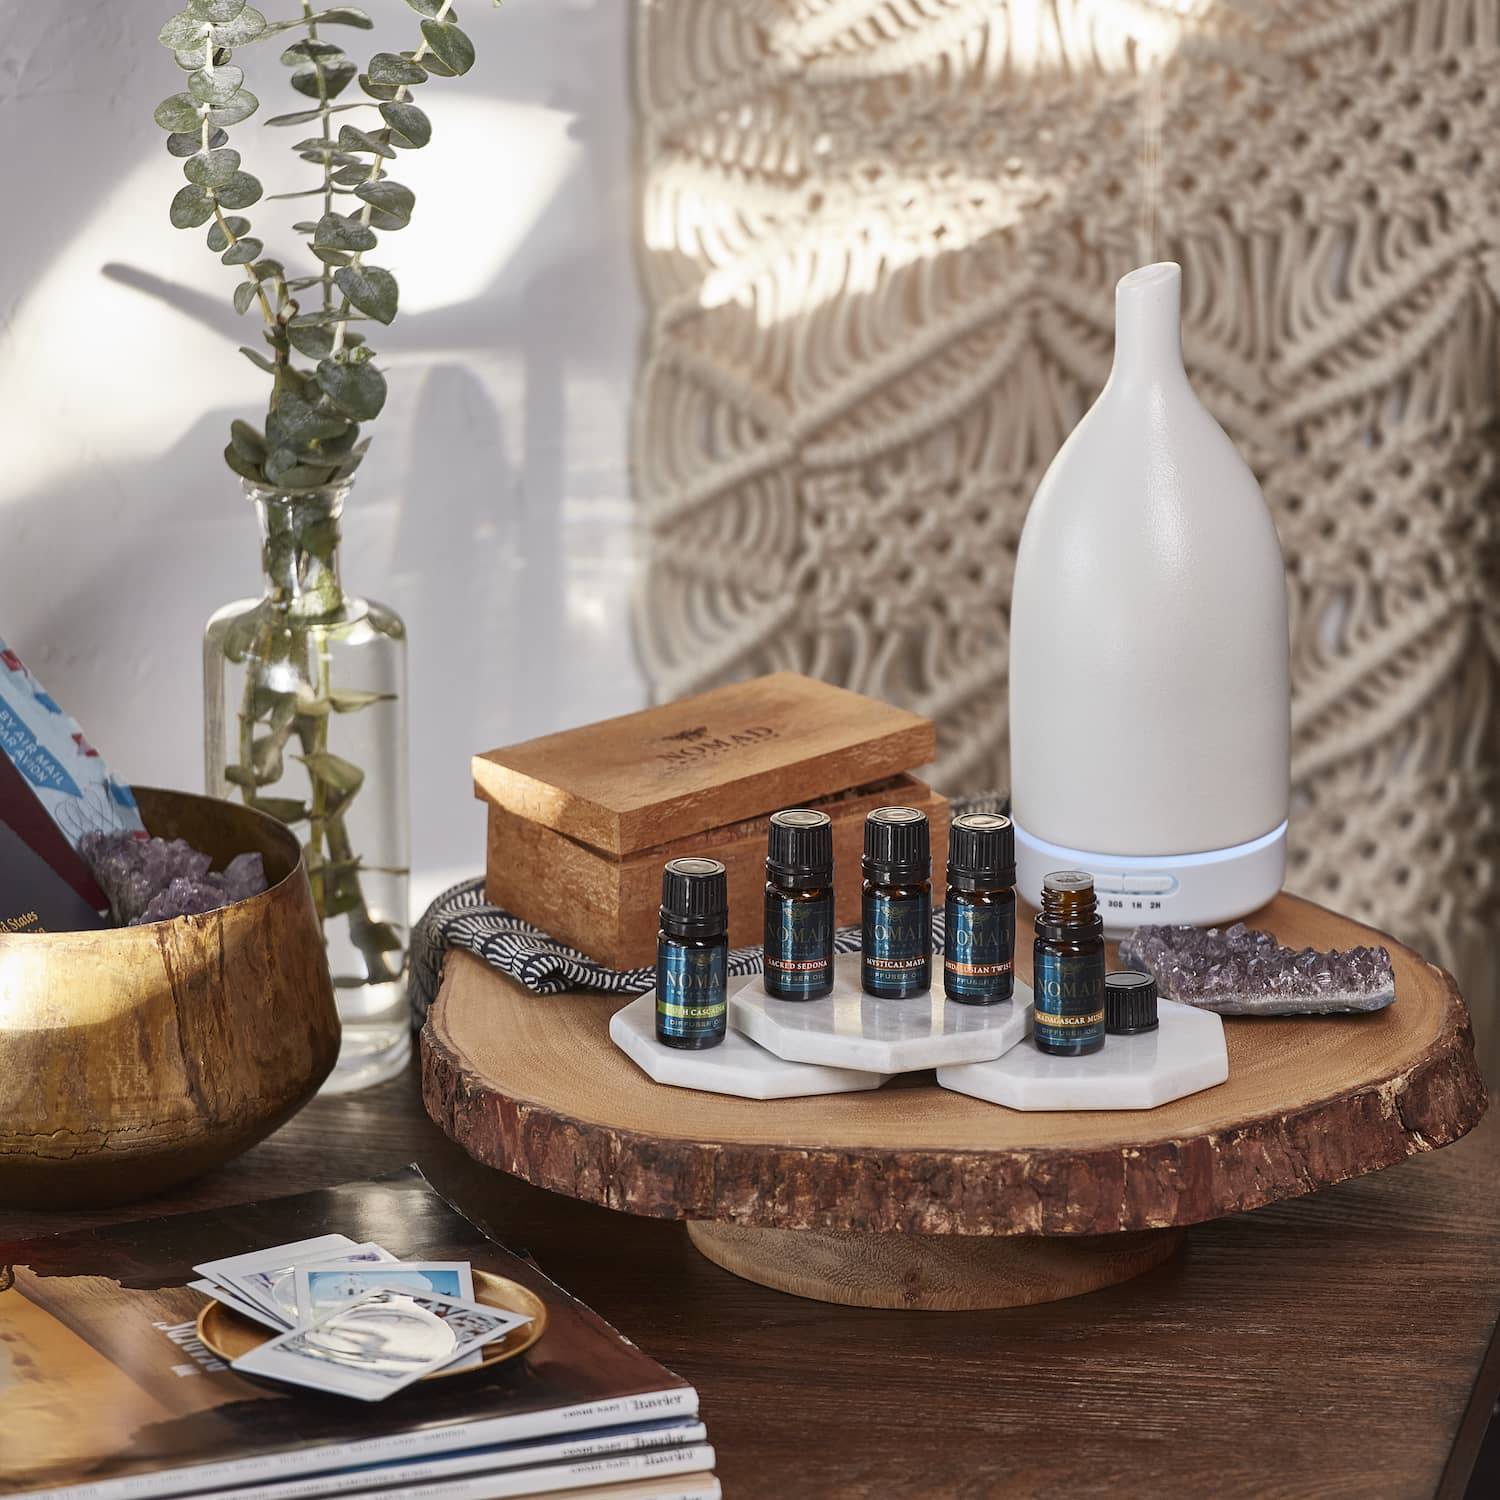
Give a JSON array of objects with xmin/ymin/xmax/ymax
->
[{"xmin": 0, "ymin": 1167, "xmax": 697, "ymax": 1499}]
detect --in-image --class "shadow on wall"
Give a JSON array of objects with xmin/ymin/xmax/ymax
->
[{"xmin": 0, "ymin": 0, "xmax": 646, "ymax": 900}]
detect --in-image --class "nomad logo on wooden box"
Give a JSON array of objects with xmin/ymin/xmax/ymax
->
[{"xmin": 473, "ymin": 673, "xmax": 943, "ymax": 969}]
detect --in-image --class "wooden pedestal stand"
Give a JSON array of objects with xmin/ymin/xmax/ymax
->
[{"xmin": 421, "ymin": 895, "xmax": 1485, "ymax": 1310}]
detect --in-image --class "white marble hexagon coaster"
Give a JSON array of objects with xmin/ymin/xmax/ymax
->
[
  {"xmin": 729, "ymin": 954, "xmax": 1033, "ymax": 1074},
  {"xmin": 609, "ymin": 994, "xmax": 889, "ymax": 1100},
  {"xmin": 936, "ymin": 998, "xmax": 1227, "ymax": 1111}
]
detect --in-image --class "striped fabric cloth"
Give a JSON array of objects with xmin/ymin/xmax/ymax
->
[{"xmin": 409, "ymin": 792, "xmax": 1006, "ymax": 1027}]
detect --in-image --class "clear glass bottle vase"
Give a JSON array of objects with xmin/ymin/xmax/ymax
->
[{"xmin": 204, "ymin": 480, "xmax": 410, "ymax": 1093}]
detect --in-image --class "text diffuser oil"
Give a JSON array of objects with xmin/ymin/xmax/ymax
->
[
  {"xmin": 1032, "ymin": 870, "xmax": 1106, "ymax": 1055},
  {"xmin": 861, "ymin": 807, "xmax": 932, "ymax": 998},
  {"xmin": 655, "ymin": 857, "xmax": 729, "ymax": 1049},
  {"xmin": 763, "ymin": 809, "xmax": 835, "ymax": 1000}
]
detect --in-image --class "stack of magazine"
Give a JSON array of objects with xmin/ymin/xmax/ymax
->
[{"xmin": 0, "ymin": 1168, "xmax": 717, "ymax": 1500}]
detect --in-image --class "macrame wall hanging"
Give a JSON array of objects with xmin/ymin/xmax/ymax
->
[{"xmin": 631, "ymin": 0, "xmax": 1500, "ymax": 1070}]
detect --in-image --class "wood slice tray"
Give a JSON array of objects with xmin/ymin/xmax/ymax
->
[{"xmin": 421, "ymin": 894, "xmax": 1486, "ymax": 1310}]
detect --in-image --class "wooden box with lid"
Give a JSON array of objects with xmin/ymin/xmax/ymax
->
[{"xmin": 473, "ymin": 673, "xmax": 949, "ymax": 970}]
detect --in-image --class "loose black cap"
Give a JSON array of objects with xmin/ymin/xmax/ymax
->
[
  {"xmin": 767, "ymin": 808, "xmax": 833, "ymax": 887},
  {"xmin": 947, "ymin": 812, "xmax": 1016, "ymax": 890},
  {"xmin": 660, "ymin": 856, "xmax": 728, "ymax": 937},
  {"xmin": 1106, "ymin": 969, "xmax": 1159, "ymax": 1034},
  {"xmin": 863, "ymin": 806, "xmax": 930, "ymax": 882}
]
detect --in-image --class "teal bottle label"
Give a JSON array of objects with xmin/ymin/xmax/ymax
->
[
  {"xmin": 1033, "ymin": 948, "xmax": 1105, "ymax": 1051},
  {"xmin": 656, "ymin": 942, "xmax": 727, "ymax": 1041},
  {"xmin": 944, "ymin": 895, "xmax": 1014, "ymax": 1002},
  {"xmin": 862, "ymin": 890, "xmax": 931, "ymax": 997},
  {"xmin": 764, "ymin": 891, "xmax": 834, "ymax": 998}
]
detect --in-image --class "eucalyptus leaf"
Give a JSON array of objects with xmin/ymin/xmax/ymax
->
[
  {"xmin": 215, "ymin": 170, "xmax": 263, "ymax": 209},
  {"xmin": 337, "ymin": 123, "xmax": 395, "ymax": 158},
  {"xmin": 310, "ymin": 423, "xmax": 362, "ymax": 458},
  {"xmin": 328, "ymin": 688, "xmax": 395, "ymax": 712},
  {"xmin": 270, "ymin": 460, "xmax": 336, "ymax": 488},
  {"xmin": 190, "ymin": 0, "xmax": 248, "ymax": 22},
  {"xmin": 288, "ymin": 321, "xmax": 337, "ymax": 358},
  {"xmin": 379, "ymin": 100, "xmax": 430, "ymax": 147},
  {"xmin": 250, "ymin": 797, "xmax": 310, "ymax": 822},
  {"xmin": 404, "ymin": 0, "xmax": 458, "ymax": 16},
  {"xmin": 316, "ymin": 356, "xmax": 387, "ymax": 420},
  {"xmin": 266, "ymin": 6, "xmax": 373, "ymax": 30},
  {"xmin": 275, "ymin": 391, "xmax": 350, "ymax": 446},
  {"xmin": 290, "ymin": 308, "xmax": 366, "ymax": 328},
  {"xmin": 254, "ymin": 257, "xmax": 285, "ymax": 279},
  {"xmin": 229, "ymin": 419, "xmax": 267, "ymax": 460},
  {"xmin": 362, "ymin": 920, "xmax": 404, "ymax": 953},
  {"xmin": 354, "ymin": 179, "xmax": 414, "ymax": 227},
  {"xmin": 233, "ymin": 279, "xmax": 260, "ymax": 315},
  {"xmin": 297, "ymin": 750, "xmax": 365, "ymax": 794},
  {"xmin": 330, "ymin": 163, "xmax": 369, "ymax": 185},
  {"xmin": 183, "ymin": 146, "xmax": 240, "ymax": 186},
  {"xmin": 169, "ymin": 183, "xmax": 214, "ymax": 228},
  {"xmin": 312, "ymin": 247, "xmax": 354, "ymax": 267},
  {"xmin": 284, "ymin": 274, "xmax": 327, "ymax": 291},
  {"xmin": 291, "ymin": 220, "xmax": 322, "ymax": 235},
  {"xmin": 334, "ymin": 264, "xmax": 397, "ymax": 323},
  {"xmin": 223, "ymin": 441, "xmax": 263, "ymax": 482},
  {"xmin": 160, "ymin": 12, "xmax": 210, "ymax": 49},
  {"xmin": 264, "ymin": 101, "xmax": 368, "ymax": 125},
  {"xmin": 188, "ymin": 64, "xmax": 244, "ymax": 104},
  {"xmin": 292, "ymin": 59, "xmax": 357, "ymax": 99},
  {"xmin": 280, "ymin": 39, "xmax": 345, "ymax": 63},
  {"xmin": 313, "ymin": 6, "xmax": 374, "ymax": 25},
  {"xmin": 168, "ymin": 126, "xmax": 227, "ymax": 156},
  {"xmin": 207, "ymin": 88, "xmax": 259, "ymax": 126},
  {"xmin": 221, "ymin": 236, "xmax": 263, "ymax": 265},
  {"xmin": 358, "ymin": 76, "xmax": 402, "ymax": 102},
  {"xmin": 413, "ymin": 47, "xmax": 457, "ymax": 79},
  {"xmin": 154, "ymin": 93, "xmax": 203, "ymax": 131},
  {"xmin": 265, "ymin": 187, "xmax": 330, "ymax": 201},
  {"xmin": 313, "ymin": 211, "xmax": 377, "ymax": 252},
  {"xmin": 207, "ymin": 214, "xmax": 250, "ymax": 249},
  {"xmin": 369, "ymin": 52, "xmax": 427, "ymax": 86},
  {"xmin": 210, "ymin": 5, "xmax": 266, "ymax": 44}
]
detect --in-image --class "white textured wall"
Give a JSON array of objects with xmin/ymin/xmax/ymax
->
[{"xmin": 0, "ymin": 0, "xmax": 646, "ymax": 906}]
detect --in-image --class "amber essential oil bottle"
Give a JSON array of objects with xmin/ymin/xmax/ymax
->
[
  {"xmin": 655, "ymin": 857, "xmax": 729, "ymax": 1050},
  {"xmin": 944, "ymin": 813, "xmax": 1016, "ymax": 1004},
  {"xmin": 861, "ymin": 807, "xmax": 932, "ymax": 998},
  {"xmin": 1032, "ymin": 870, "xmax": 1106, "ymax": 1055},
  {"xmin": 763, "ymin": 809, "xmax": 835, "ymax": 1000}
]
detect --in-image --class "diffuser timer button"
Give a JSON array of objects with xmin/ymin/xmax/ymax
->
[
  {"xmin": 1094, "ymin": 874, "xmax": 1126, "ymax": 893},
  {"xmin": 1124, "ymin": 875, "xmax": 1177, "ymax": 895}
]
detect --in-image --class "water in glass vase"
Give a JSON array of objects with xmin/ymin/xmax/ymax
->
[{"xmin": 204, "ymin": 481, "xmax": 410, "ymax": 1094}]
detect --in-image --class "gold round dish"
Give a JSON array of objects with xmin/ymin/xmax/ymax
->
[{"xmin": 196, "ymin": 1268, "xmax": 549, "ymax": 1380}]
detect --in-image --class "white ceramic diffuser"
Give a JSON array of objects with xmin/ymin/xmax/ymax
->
[{"xmin": 1009, "ymin": 262, "xmax": 1290, "ymax": 934}]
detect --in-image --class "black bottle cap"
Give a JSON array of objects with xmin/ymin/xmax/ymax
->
[
  {"xmin": 863, "ymin": 806, "xmax": 930, "ymax": 883},
  {"xmin": 1106, "ymin": 969, "xmax": 1159, "ymax": 1034},
  {"xmin": 767, "ymin": 808, "xmax": 834, "ymax": 888},
  {"xmin": 660, "ymin": 857, "xmax": 728, "ymax": 938},
  {"xmin": 947, "ymin": 812, "xmax": 1016, "ymax": 891}
]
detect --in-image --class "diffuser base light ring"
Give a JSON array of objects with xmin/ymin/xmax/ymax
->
[{"xmin": 1012, "ymin": 820, "xmax": 1288, "ymax": 935}]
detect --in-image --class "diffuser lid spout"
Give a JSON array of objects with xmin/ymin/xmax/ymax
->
[{"xmin": 1112, "ymin": 261, "xmax": 1183, "ymax": 382}]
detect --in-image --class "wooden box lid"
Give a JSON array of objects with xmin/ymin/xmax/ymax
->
[{"xmin": 472, "ymin": 672, "xmax": 934, "ymax": 856}]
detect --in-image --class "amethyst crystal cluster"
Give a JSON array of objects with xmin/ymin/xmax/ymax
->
[
  {"xmin": 1119, "ymin": 922, "xmax": 1396, "ymax": 1016},
  {"xmin": 81, "ymin": 831, "xmax": 267, "ymax": 927}
]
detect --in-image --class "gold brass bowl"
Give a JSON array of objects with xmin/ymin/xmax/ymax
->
[
  {"xmin": 196, "ymin": 1268, "xmax": 549, "ymax": 1379},
  {"xmin": 0, "ymin": 786, "xmax": 339, "ymax": 1208}
]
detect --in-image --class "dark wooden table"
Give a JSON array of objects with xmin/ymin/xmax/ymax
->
[{"xmin": 4, "ymin": 1060, "xmax": 1498, "ymax": 1500}]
